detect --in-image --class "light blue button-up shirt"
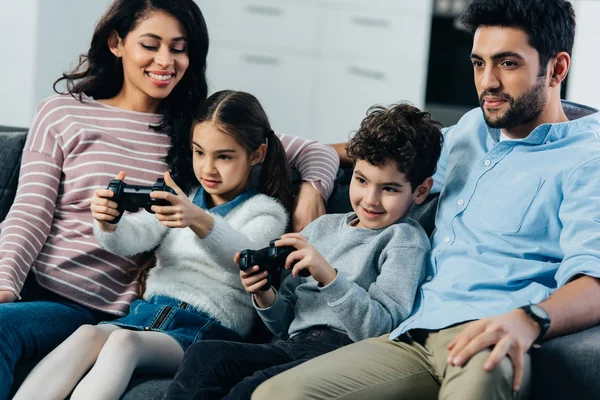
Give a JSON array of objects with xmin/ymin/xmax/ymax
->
[{"xmin": 390, "ymin": 101, "xmax": 600, "ymax": 339}]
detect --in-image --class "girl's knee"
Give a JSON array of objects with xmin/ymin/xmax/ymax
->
[
  {"xmin": 72, "ymin": 324, "xmax": 104, "ymax": 344},
  {"xmin": 105, "ymin": 329, "xmax": 141, "ymax": 350}
]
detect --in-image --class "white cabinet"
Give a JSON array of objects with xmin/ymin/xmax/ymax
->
[{"xmin": 198, "ymin": 0, "xmax": 433, "ymax": 143}]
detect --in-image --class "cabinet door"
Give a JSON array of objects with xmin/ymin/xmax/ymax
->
[
  {"xmin": 319, "ymin": 6, "xmax": 432, "ymax": 63},
  {"xmin": 211, "ymin": 0, "xmax": 319, "ymax": 53},
  {"xmin": 207, "ymin": 47, "xmax": 317, "ymax": 139},
  {"xmin": 314, "ymin": 58, "xmax": 426, "ymax": 143}
]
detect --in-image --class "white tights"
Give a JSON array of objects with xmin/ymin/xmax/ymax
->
[{"xmin": 13, "ymin": 324, "xmax": 184, "ymax": 400}]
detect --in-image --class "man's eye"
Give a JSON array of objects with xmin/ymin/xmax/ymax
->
[
  {"xmin": 383, "ymin": 187, "xmax": 397, "ymax": 193},
  {"xmin": 472, "ymin": 60, "xmax": 484, "ymax": 68},
  {"xmin": 195, "ymin": 150, "xmax": 204, "ymax": 156}
]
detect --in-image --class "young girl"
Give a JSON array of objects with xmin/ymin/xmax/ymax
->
[
  {"xmin": 14, "ymin": 90, "xmax": 292, "ymax": 399},
  {"xmin": 0, "ymin": 0, "xmax": 338, "ymax": 397}
]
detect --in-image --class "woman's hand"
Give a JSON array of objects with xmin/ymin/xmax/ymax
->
[
  {"xmin": 0, "ymin": 290, "xmax": 17, "ymax": 303},
  {"xmin": 150, "ymin": 171, "xmax": 214, "ymax": 237},
  {"xmin": 292, "ymin": 182, "xmax": 326, "ymax": 232},
  {"xmin": 90, "ymin": 171, "xmax": 126, "ymax": 232}
]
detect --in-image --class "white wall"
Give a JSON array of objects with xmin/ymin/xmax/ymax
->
[
  {"xmin": 0, "ymin": 0, "xmax": 112, "ymax": 127},
  {"xmin": 567, "ymin": 0, "xmax": 600, "ymax": 109},
  {"xmin": 0, "ymin": 0, "xmax": 37, "ymax": 127}
]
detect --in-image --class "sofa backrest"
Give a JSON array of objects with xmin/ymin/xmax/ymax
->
[{"xmin": 0, "ymin": 128, "xmax": 28, "ymax": 222}]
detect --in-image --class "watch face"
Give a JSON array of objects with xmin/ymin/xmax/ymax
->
[{"xmin": 530, "ymin": 304, "xmax": 550, "ymax": 321}]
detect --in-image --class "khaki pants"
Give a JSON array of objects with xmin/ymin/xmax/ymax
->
[{"xmin": 252, "ymin": 323, "xmax": 531, "ymax": 400}]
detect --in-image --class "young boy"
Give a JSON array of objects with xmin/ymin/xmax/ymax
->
[{"xmin": 163, "ymin": 103, "xmax": 444, "ymax": 400}]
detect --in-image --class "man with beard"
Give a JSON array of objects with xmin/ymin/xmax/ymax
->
[{"xmin": 250, "ymin": 1, "xmax": 600, "ymax": 399}]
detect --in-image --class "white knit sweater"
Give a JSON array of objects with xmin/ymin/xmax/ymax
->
[{"xmin": 94, "ymin": 191, "xmax": 288, "ymax": 337}]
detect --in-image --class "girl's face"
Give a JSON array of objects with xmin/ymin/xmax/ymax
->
[
  {"xmin": 191, "ymin": 122, "xmax": 265, "ymax": 206},
  {"xmin": 109, "ymin": 11, "xmax": 189, "ymax": 113}
]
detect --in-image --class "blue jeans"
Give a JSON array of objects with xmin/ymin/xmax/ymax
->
[
  {"xmin": 1, "ymin": 275, "xmax": 109, "ymax": 398},
  {"xmin": 164, "ymin": 327, "xmax": 353, "ymax": 400}
]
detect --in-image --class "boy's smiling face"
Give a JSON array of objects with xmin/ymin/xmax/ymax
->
[{"xmin": 349, "ymin": 159, "xmax": 415, "ymax": 230}]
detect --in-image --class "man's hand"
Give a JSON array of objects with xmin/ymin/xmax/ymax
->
[
  {"xmin": 0, "ymin": 290, "xmax": 17, "ymax": 303},
  {"xmin": 150, "ymin": 172, "xmax": 213, "ymax": 237},
  {"xmin": 446, "ymin": 309, "xmax": 541, "ymax": 391},
  {"xmin": 292, "ymin": 182, "xmax": 325, "ymax": 232},
  {"xmin": 275, "ymin": 233, "xmax": 337, "ymax": 286}
]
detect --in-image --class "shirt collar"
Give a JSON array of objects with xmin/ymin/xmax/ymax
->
[
  {"xmin": 192, "ymin": 186, "xmax": 258, "ymax": 217},
  {"xmin": 485, "ymin": 100, "xmax": 600, "ymax": 146}
]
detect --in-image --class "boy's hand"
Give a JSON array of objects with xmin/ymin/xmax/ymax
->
[
  {"xmin": 234, "ymin": 253, "xmax": 276, "ymax": 308},
  {"xmin": 275, "ymin": 233, "xmax": 337, "ymax": 286},
  {"xmin": 0, "ymin": 290, "xmax": 17, "ymax": 303},
  {"xmin": 90, "ymin": 171, "xmax": 126, "ymax": 232},
  {"xmin": 292, "ymin": 182, "xmax": 325, "ymax": 232},
  {"xmin": 151, "ymin": 172, "xmax": 213, "ymax": 237}
]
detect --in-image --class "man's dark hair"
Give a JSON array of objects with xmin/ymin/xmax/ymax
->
[
  {"xmin": 461, "ymin": 0, "xmax": 576, "ymax": 75},
  {"xmin": 345, "ymin": 103, "xmax": 443, "ymax": 191}
]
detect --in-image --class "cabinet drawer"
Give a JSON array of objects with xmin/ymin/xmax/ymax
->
[
  {"xmin": 212, "ymin": 0, "xmax": 319, "ymax": 52},
  {"xmin": 319, "ymin": 6, "xmax": 432, "ymax": 62},
  {"xmin": 322, "ymin": 0, "xmax": 431, "ymax": 14},
  {"xmin": 314, "ymin": 59, "xmax": 427, "ymax": 143},
  {"xmin": 207, "ymin": 47, "xmax": 317, "ymax": 139}
]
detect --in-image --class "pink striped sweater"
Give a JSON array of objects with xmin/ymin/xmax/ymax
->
[{"xmin": 0, "ymin": 94, "xmax": 339, "ymax": 315}]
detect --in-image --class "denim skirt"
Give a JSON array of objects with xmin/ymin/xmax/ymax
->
[{"xmin": 100, "ymin": 295, "xmax": 242, "ymax": 350}]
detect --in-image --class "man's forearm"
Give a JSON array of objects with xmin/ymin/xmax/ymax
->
[{"xmin": 540, "ymin": 275, "xmax": 600, "ymax": 339}]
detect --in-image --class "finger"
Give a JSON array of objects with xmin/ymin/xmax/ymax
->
[
  {"xmin": 233, "ymin": 252, "xmax": 240, "ymax": 264},
  {"xmin": 149, "ymin": 191, "xmax": 178, "ymax": 204},
  {"xmin": 276, "ymin": 237, "xmax": 307, "ymax": 250},
  {"xmin": 510, "ymin": 345, "xmax": 525, "ymax": 392},
  {"xmin": 95, "ymin": 188, "xmax": 117, "ymax": 199},
  {"xmin": 158, "ymin": 220, "xmax": 185, "ymax": 228},
  {"xmin": 447, "ymin": 322, "xmax": 486, "ymax": 361},
  {"xmin": 291, "ymin": 259, "xmax": 310, "ymax": 279},
  {"xmin": 114, "ymin": 171, "xmax": 126, "ymax": 180},
  {"xmin": 452, "ymin": 330, "xmax": 503, "ymax": 367},
  {"xmin": 243, "ymin": 270, "xmax": 269, "ymax": 287},
  {"xmin": 163, "ymin": 171, "xmax": 185, "ymax": 196},
  {"xmin": 284, "ymin": 250, "xmax": 304, "ymax": 270},
  {"xmin": 240, "ymin": 265, "xmax": 261, "ymax": 278},
  {"xmin": 151, "ymin": 204, "xmax": 180, "ymax": 214},
  {"xmin": 246, "ymin": 278, "xmax": 269, "ymax": 293},
  {"xmin": 483, "ymin": 335, "xmax": 512, "ymax": 372},
  {"xmin": 91, "ymin": 204, "xmax": 120, "ymax": 217},
  {"xmin": 279, "ymin": 232, "xmax": 304, "ymax": 240}
]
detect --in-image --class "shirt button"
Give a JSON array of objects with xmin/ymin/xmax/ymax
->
[
  {"xmin": 426, "ymin": 275, "xmax": 432, "ymax": 281},
  {"xmin": 144, "ymin": 327, "xmax": 151, "ymax": 331},
  {"xmin": 484, "ymin": 160, "xmax": 491, "ymax": 166},
  {"xmin": 444, "ymin": 236, "xmax": 450, "ymax": 243},
  {"xmin": 457, "ymin": 199, "xmax": 465, "ymax": 206},
  {"xmin": 546, "ymin": 140, "xmax": 552, "ymax": 144}
]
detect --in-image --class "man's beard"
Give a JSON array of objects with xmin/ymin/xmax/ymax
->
[{"xmin": 480, "ymin": 78, "xmax": 547, "ymax": 130}]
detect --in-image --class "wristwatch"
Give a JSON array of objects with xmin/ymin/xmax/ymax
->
[{"xmin": 520, "ymin": 304, "xmax": 551, "ymax": 346}]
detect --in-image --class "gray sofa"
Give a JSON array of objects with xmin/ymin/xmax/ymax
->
[{"xmin": 1, "ymin": 127, "xmax": 599, "ymax": 399}]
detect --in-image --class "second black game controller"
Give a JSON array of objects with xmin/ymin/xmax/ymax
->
[
  {"xmin": 239, "ymin": 239, "xmax": 311, "ymax": 291},
  {"xmin": 106, "ymin": 178, "xmax": 176, "ymax": 224}
]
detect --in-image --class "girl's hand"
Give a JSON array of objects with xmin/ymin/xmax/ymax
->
[
  {"xmin": 90, "ymin": 171, "xmax": 126, "ymax": 232},
  {"xmin": 234, "ymin": 252, "xmax": 275, "ymax": 308},
  {"xmin": 150, "ymin": 172, "xmax": 214, "ymax": 237},
  {"xmin": 275, "ymin": 233, "xmax": 337, "ymax": 286}
]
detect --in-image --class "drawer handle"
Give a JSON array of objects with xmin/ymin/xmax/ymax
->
[
  {"xmin": 348, "ymin": 66, "xmax": 386, "ymax": 81},
  {"xmin": 245, "ymin": 5, "xmax": 283, "ymax": 17},
  {"xmin": 243, "ymin": 54, "xmax": 281, "ymax": 66},
  {"xmin": 351, "ymin": 16, "xmax": 391, "ymax": 28}
]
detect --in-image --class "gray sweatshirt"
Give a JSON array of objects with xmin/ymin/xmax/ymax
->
[{"xmin": 255, "ymin": 212, "xmax": 429, "ymax": 342}]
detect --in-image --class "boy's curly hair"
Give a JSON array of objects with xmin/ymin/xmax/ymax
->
[{"xmin": 345, "ymin": 103, "xmax": 443, "ymax": 190}]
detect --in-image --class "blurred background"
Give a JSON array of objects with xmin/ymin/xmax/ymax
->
[{"xmin": 0, "ymin": 0, "xmax": 598, "ymax": 143}]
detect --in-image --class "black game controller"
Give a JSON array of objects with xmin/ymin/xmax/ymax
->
[
  {"xmin": 239, "ymin": 239, "xmax": 311, "ymax": 291},
  {"xmin": 106, "ymin": 178, "xmax": 176, "ymax": 224}
]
